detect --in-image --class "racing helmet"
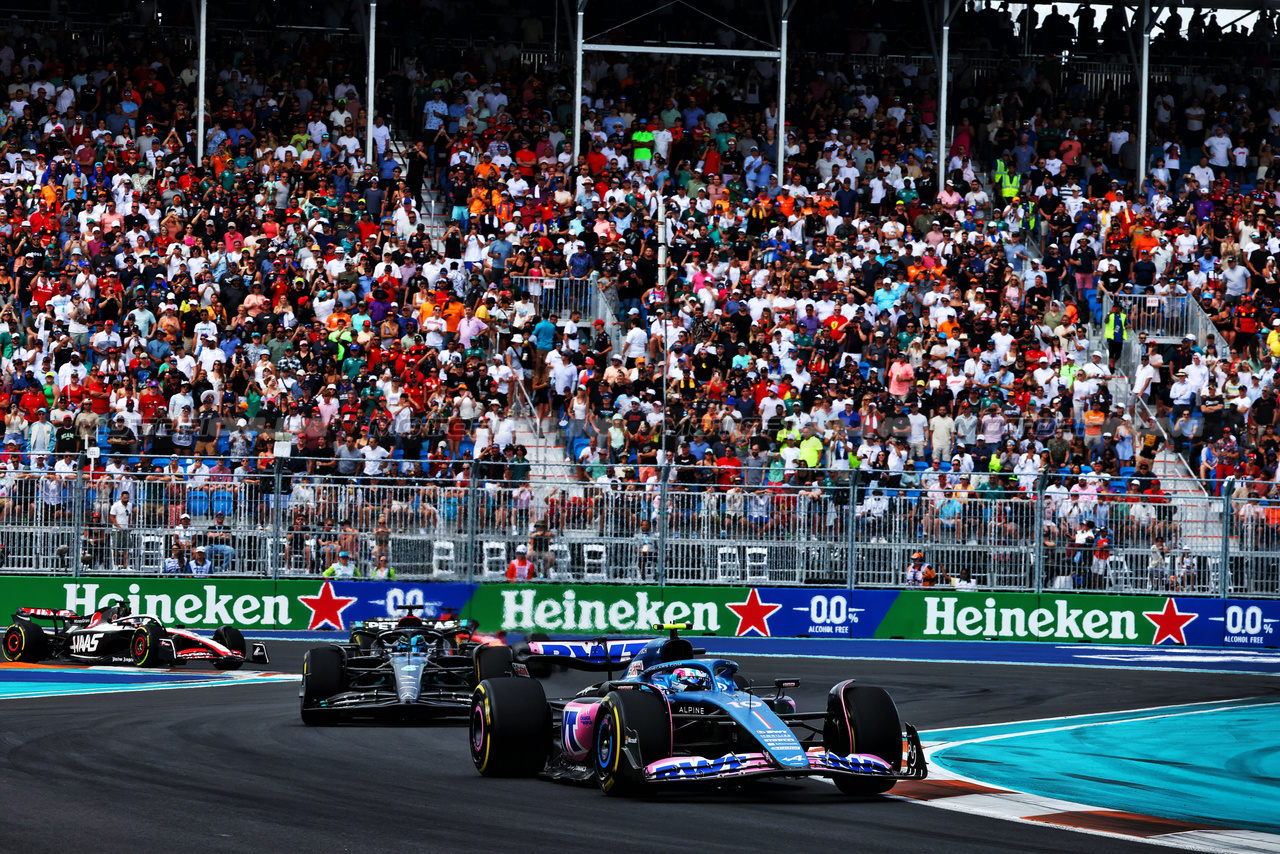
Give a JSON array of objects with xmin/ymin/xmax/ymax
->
[{"xmin": 670, "ymin": 667, "xmax": 711, "ymax": 691}]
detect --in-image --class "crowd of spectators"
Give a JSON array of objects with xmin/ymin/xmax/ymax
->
[{"xmin": 0, "ymin": 7, "xmax": 1276, "ymax": 583}]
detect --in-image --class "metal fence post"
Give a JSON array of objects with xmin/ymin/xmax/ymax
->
[
  {"xmin": 1033, "ymin": 471, "xmax": 1047, "ymax": 593},
  {"xmin": 466, "ymin": 472, "xmax": 479, "ymax": 584},
  {"xmin": 656, "ymin": 464, "xmax": 670, "ymax": 592},
  {"xmin": 271, "ymin": 459, "xmax": 283, "ymax": 580},
  {"xmin": 846, "ymin": 467, "xmax": 860, "ymax": 590},
  {"xmin": 1220, "ymin": 487, "xmax": 1231, "ymax": 598},
  {"xmin": 72, "ymin": 464, "xmax": 85, "ymax": 578}
]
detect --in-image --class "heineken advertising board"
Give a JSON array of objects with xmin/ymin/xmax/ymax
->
[
  {"xmin": 0, "ymin": 577, "xmax": 1275, "ymax": 647},
  {"xmin": 0, "ymin": 577, "xmax": 476, "ymax": 631},
  {"xmin": 464, "ymin": 585, "xmax": 1279, "ymax": 648}
]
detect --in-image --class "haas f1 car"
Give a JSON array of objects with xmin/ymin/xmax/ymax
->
[
  {"xmin": 3, "ymin": 605, "xmax": 269, "ymax": 670},
  {"xmin": 300, "ymin": 610, "xmax": 511, "ymax": 725},
  {"xmin": 470, "ymin": 626, "xmax": 927, "ymax": 796}
]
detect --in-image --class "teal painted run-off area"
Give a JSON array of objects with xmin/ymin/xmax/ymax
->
[
  {"xmin": 0, "ymin": 665, "xmax": 294, "ymax": 699},
  {"xmin": 926, "ymin": 697, "xmax": 1280, "ymax": 834}
]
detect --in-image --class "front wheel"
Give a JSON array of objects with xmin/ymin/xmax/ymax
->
[
  {"xmin": 824, "ymin": 681, "xmax": 902, "ymax": 796},
  {"xmin": 301, "ymin": 646, "xmax": 345, "ymax": 726},
  {"xmin": 131, "ymin": 624, "xmax": 165, "ymax": 668},
  {"xmin": 212, "ymin": 626, "xmax": 246, "ymax": 670},
  {"xmin": 594, "ymin": 690, "xmax": 671, "ymax": 797},
  {"xmin": 3, "ymin": 622, "xmax": 47, "ymax": 663},
  {"xmin": 470, "ymin": 677, "xmax": 550, "ymax": 777}
]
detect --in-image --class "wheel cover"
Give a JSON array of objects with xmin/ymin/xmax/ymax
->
[
  {"xmin": 133, "ymin": 634, "xmax": 148, "ymax": 658},
  {"xmin": 596, "ymin": 710, "xmax": 616, "ymax": 772},
  {"xmin": 469, "ymin": 701, "xmax": 486, "ymax": 753},
  {"xmin": 5, "ymin": 631, "xmax": 20, "ymax": 654}
]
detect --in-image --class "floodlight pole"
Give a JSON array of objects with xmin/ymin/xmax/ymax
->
[
  {"xmin": 196, "ymin": 0, "xmax": 206, "ymax": 161},
  {"xmin": 365, "ymin": 1, "xmax": 377, "ymax": 168},
  {"xmin": 777, "ymin": 0, "xmax": 789, "ymax": 181},
  {"xmin": 573, "ymin": 0, "xmax": 586, "ymax": 161},
  {"xmin": 1137, "ymin": 0, "xmax": 1151, "ymax": 191},
  {"xmin": 937, "ymin": 0, "xmax": 950, "ymax": 170}
]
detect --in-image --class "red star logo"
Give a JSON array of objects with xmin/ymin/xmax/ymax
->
[
  {"xmin": 726, "ymin": 589, "xmax": 782, "ymax": 638},
  {"xmin": 298, "ymin": 581, "xmax": 358, "ymax": 631},
  {"xmin": 1143, "ymin": 598, "xmax": 1197, "ymax": 645}
]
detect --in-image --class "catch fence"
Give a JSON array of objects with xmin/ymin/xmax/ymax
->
[{"xmin": 0, "ymin": 461, "xmax": 1272, "ymax": 597}]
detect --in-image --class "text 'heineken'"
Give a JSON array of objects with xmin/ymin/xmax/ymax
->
[{"xmin": 923, "ymin": 596, "xmax": 1139, "ymax": 640}]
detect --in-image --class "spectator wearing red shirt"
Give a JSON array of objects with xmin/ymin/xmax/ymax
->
[{"xmin": 506, "ymin": 544, "xmax": 536, "ymax": 580}]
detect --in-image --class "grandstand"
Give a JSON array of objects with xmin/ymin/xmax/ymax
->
[{"xmin": 0, "ymin": 1, "xmax": 1270, "ymax": 590}]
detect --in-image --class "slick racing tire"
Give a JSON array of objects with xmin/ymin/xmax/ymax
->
[
  {"xmin": 594, "ymin": 690, "xmax": 671, "ymax": 797},
  {"xmin": 212, "ymin": 626, "xmax": 246, "ymax": 670},
  {"xmin": 824, "ymin": 682, "xmax": 902, "ymax": 796},
  {"xmin": 470, "ymin": 677, "xmax": 550, "ymax": 777},
  {"xmin": 472, "ymin": 644, "xmax": 513, "ymax": 682},
  {"xmin": 131, "ymin": 624, "xmax": 166, "ymax": 668},
  {"xmin": 3, "ymin": 622, "xmax": 48, "ymax": 663},
  {"xmin": 301, "ymin": 646, "xmax": 345, "ymax": 726}
]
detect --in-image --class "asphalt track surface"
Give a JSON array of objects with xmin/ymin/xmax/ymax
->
[{"xmin": 1, "ymin": 641, "xmax": 1276, "ymax": 854}]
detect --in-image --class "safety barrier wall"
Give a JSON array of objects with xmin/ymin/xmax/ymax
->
[
  {"xmin": 1, "ymin": 577, "xmax": 1275, "ymax": 648},
  {"xmin": 0, "ymin": 464, "xmax": 1275, "ymax": 597}
]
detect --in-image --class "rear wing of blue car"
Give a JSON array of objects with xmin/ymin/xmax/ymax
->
[
  {"xmin": 521, "ymin": 638, "xmax": 652, "ymax": 671},
  {"xmin": 515, "ymin": 629, "xmax": 707, "ymax": 678}
]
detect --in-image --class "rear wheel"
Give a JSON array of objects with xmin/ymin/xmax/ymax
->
[
  {"xmin": 131, "ymin": 624, "xmax": 165, "ymax": 668},
  {"xmin": 212, "ymin": 626, "xmax": 246, "ymax": 670},
  {"xmin": 469, "ymin": 677, "xmax": 550, "ymax": 776},
  {"xmin": 3, "ymin": 623, "xmax": 47, "ymax": 663},
  {"xmin": 473, "ymin": 644, "xmax": 513, "ymax": 683},
  {"xmin": 824, "ymin": 682, "xmax": 902, "ymax": 796},
  {"xmin": 594, "ymin": 690, "xmax": 671, "ymax": 797},
  {"xmin": 301, "ymin": 646, "xmax": 345, "ymax": 726}
]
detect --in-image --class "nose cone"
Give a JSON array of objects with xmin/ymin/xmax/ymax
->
[{"xmin": 392, "ymin": 655, "xmax": 423, "ymax": 703}]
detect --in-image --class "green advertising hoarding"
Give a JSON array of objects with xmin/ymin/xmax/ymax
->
[
  {"xmin": 0, "ymin": 577, "xmax": 484, "ymax": 631},
  {"xmin": 463, "ymin": 584, "xmax": 1227, "ymax": 647},
  {"xmin": 0, "ymin": 577, "xmax": 310, "ymax": 629},
  {"xmin": 462, "ymin": 583, "xmax": 744, "ymax": 635},
  {"xmin": 0, "ymin": 578, "xmax": 1249, "ymax": 648},
  {"xmin": 873, "ymin": 591, "xmax": 1159, "ymax": 643}
]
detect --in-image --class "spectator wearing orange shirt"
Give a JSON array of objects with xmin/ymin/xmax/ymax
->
[{"xmin": 1082, "ymin": 399, "xmax": 1107, "ymax": 456}]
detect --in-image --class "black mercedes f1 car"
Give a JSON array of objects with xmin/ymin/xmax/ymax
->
[
  {"xmin": 3, "ymin": 605, "xmax": 269, "ymax": 669},
  {"xmin": 300, "ymin": 612, "xmax": 512, "ymax": 725}
]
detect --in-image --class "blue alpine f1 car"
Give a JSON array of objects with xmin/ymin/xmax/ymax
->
[{"xmin": 470, "ymin": 626, "xmax": 927, "ymax": 796}]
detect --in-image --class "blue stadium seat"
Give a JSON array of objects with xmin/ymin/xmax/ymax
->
[
  {"xmin": 210, "ymin": 491, "xmax": 235, "ymax": 516},
  {"xmin": 186, "ymin": 492, "xmax": 210, "ymax": 517}
]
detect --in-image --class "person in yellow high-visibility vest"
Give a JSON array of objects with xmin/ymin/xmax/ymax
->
[
  {"xmin": 1104, "ymin": 301, "xmax": 1128, "ymax": 368},
  {"xmin": 995, "ymin": 169, "xmax": 1020, "ymax": 203}
]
